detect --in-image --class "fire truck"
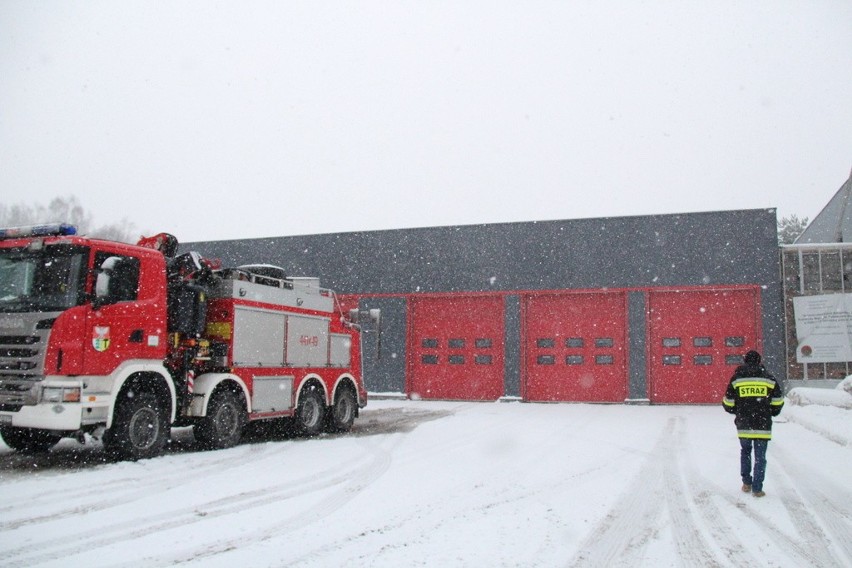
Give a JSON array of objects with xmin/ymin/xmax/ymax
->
[{"xmin": 0, "ymin": 224, "xmax": 377, "ymax": 460}]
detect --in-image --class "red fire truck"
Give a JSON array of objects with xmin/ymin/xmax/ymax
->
[{"xmin": 0, "ymin": 224, "xmax": 376, "ymax": 460}]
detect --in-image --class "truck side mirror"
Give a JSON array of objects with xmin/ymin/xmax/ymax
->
[
  {"xmin": 370, "ymin": 309, "xmax": 382, "ymax": 360},
  {"xmin": 348, "ymin": 308, "xmax": 382, "ymax": 361}
]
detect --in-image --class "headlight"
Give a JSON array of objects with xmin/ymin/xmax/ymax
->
[{"xmin": 42, "ymin": 387, "xmax": 81, "ymax": 403}]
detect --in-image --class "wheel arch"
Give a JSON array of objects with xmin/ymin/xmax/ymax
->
[
  {"xmin": 296, "ymin": 374, "xmax": 329, "ymax": 406},
  {"xmin": 190, "ymin": 372, "xmax": 251, "ymax": 417},
  {"xmin": 332, "ymin": 373, "xmax": 360, "ymax": 406},
  {"xmin": 108, "ymin": 366, "xmax": 176, "ymax": 429}
]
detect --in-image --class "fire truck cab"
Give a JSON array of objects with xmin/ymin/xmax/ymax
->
[{"xmin": 0, "ymin": 224, "xmax": 373, "ymax": 460}]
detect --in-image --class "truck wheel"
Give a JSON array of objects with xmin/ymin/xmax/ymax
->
[
  {"xmin": 0, "ymin": 426, "xmax": 61, "ymax": 453},
  {"xmin": 326, "ymin": 387, "xmax": 357, "ymax": 433},
  {"xmin": 194, "ymin": 389, "xmax": 246, "ymax": 450},
  {"xmin": 295, "ymin": 386, "xmax": 326, "ymax": 436},
  {"xmin": 103, "ymin": 391, "xmax": 168, "ymax": 461}
]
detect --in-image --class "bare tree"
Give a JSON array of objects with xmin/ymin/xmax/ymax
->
[
  {"xmin": 89, "ymin": 220, "xmax": 141, "ymax": 243},
  {"xmin": 777, "ymin": 214, "xmax": 809, "ymax": 245},
  {"xmin": 0, "ymin": 196, "xmax": 139, "ymax": 243}
]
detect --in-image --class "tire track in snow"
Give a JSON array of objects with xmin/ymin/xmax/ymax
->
[
  {"xmin": 302, "ymin": 448, "xmax": 613, "ymax": 568},
  {"xmin": 570, "ymin": 415, "xmax": 758, "ymax": 567},
  {"xmin": 0, "ymin": 438, "xmax": 393, "ymax": 568},
  {"xmin": 687, "ymin": 487, "xmax": 760, "ymax": 566},
  {"xmin": 0, "ymin": 407, "xmax": 444, "ymax": 534},
  {"xmin": 569, "ymin": 417, "xmax": 673, "ymax": 567},
  {"xmin": 161, "ymin": 435, "xmax": 396, "ymax": 566},
  {"xmin": 774, "ymin": 474, "xmax": 843, "ymax": 567},
  {"xmin": 691, "ymin": 472, "xmax": 835, "ymax": 567},
  {"xmin": 774, "ymin": 446, "xmax": 852, "ymax": 565},
  {"xmin": 282, "ymin": 408, "xmax": 617, "ymax": 567},
  {"xmin": 671, "ymin": 415, "xmax": 763, "ymax": 567},
  {"xmin": 0, "ymin": 435, "xmax": 265, "ymax": 510},
  {"xmin": 0, "ymin": 441, "xmax": 281, "ymax": 531},
  {"xmin": 673, "ymin": 414, "xmax": 835, "ymax": 568},
  {"xmin": 661, "ymin": 417, "xmax": 722, "ymax": 567}
]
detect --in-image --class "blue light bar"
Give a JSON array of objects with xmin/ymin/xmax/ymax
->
[{"xmin": 0, "ymin": 223, "xmax": 78, "ymax": 239}]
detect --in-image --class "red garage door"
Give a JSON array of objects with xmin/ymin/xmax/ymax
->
[
  {"xmin": 648, "ymin": 288, "xmax": 761, "ymax": 404},
  {"xmin": 408, "ymin": 295, "xmax": 505, "ymax": 400},
  {"xmin": 523, "ymin": 291, "xmax": 628, "ymax": 402}
]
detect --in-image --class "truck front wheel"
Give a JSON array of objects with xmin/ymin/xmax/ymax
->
[
  {"xmin": 103, "ymin": 391, "xmax": 169, "ymax": 461},
  {"xmin": 0, "ymin": 426, "xmax": 61, "ymax": 453},
  {"xmin": 194, "ymin": 389, "xmax": 246, "ymax": 450}
]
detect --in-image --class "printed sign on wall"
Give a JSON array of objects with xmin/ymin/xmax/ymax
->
[{"xmin": 793, "ymin": 294, "xmax": 852, "ymax": 363}]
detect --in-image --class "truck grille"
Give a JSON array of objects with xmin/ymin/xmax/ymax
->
[
  {"xmin": 0, "ymin": 334, "xmax": 46, "ymax": 408},
  {"xmin": 0, "ymin": 377, "xmax": 39, "ymax": 408},
  {"xmin": 0, "ymin": 335, "xmax": 40, "ymax": 345},
  {"xmin": 0, "ymin": 348, "xmax": 40, "ymax": 358}
]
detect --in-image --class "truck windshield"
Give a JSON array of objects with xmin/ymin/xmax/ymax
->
[{"xmin": 0, "ymin": 245, "xmax": 87, "ymax": 313}]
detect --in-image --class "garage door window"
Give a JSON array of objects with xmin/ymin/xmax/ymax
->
[
  {"xmin": 422, "ymin": 355, "xmax": 438, "ymax": 364},
  {"xmin": 595, "ymin": 338, "xmax": 614, "ymax": 348},
  {"xmin": 566, "ymin": 355, "xmax": 584, "ymax": 365},
  {"xmin": 663, "ymin": 355, "xmax": 682, "ymax": 365},
  {"xmin": 537, "ymin": 338, "xmax": 555, "ymax": 348},
  {"xmin": 537, "ymin": 355, "xmax": 555, "ymax": 365},
  {"xmin": 693, "ymin": 337, "xmax": 712, "ymax": 347},
  {"xmin": 565, "ymin": 337, "xmax": 584, "ymax": 348},
  {"xmin": 422, "ymin": 338, "xmax": 439, "ymax": 348},
  {"xmin": 662, "ymin": 337, "xmax": 681, "ymax": 348},
  {"xmin": 725, "ymin": 336, "xmax": 744, "ymax": 347},
  {"xmin": 694, "ymin": 355, "xmax": 713, "ymax": 365}
]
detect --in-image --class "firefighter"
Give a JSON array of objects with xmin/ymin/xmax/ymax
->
[{"xmin": 722, "ymin": 350, "xmax": 784, "ymax": 497}]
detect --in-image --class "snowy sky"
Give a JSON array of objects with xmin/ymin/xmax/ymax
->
[{"xmin": 2, "ymin": 1, "xmax": 851, "ymax": 242}]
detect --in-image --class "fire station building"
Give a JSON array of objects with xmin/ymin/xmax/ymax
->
[{"xmin": 188, "ymin": 208, "xmax": 783, "ymax": 404}]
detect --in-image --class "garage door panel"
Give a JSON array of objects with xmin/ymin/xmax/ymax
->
[
  {"xmin": 409, "ymin": 296, "xmax": 504, "ymax": 400},
  {"xmin": 649, "ymin": 288, "xmax": 760, "ymax": 403},
  {"xmin": 523, "ymin": 292, "xmax": 628, "ymax": 402}
]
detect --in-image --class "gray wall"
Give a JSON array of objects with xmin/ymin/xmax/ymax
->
[{"xmin": 185, "ymin": 208, "xmax": 785, "ymax": 380}]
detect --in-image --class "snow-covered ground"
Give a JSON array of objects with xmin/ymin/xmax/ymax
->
[{"xmin": 1, "ymin": 391, "xmax": 850, "ymax": 567}]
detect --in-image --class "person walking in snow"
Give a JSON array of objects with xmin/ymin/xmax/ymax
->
[{"xmin": 722, "ymin": 350, "xmax": 784, "ymax": 497}]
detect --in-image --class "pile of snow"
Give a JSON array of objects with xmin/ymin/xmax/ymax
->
[
  {"xmin": 783, "ymin": 376, "xmax": 852, "ymax": 447},
  {"xmin": 786, "ymin": 375, "xmax": 852, "ymax": 409}
]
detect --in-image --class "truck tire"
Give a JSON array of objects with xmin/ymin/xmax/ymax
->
[
  {"xmin": 326, "ymin": 387, "xmax": 357, "ymax": 433},
  {"xmin": 194, "ymin": 389, "xmax": 246, "ymax": 450},
  {"xmin": 103, "ymin": 391, "xmax": 169, "ymax": 461},
  {"xmin": 295, "ymin": 386, "xmax": 326, "ymax": 436},
  {"xmin": 0, "ymin": 426, "xmax": 61, "ymax": 453}
]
